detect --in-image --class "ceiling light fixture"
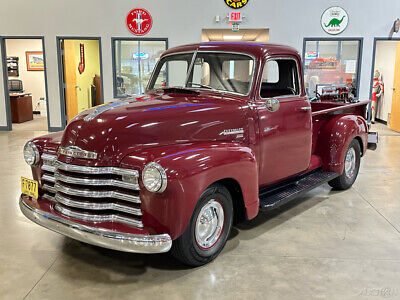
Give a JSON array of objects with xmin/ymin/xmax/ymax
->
[{"xmin": 223, "ymin": 35, "xmax": 243, "ymax": 40}]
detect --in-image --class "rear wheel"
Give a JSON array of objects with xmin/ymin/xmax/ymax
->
[
  {"xmin": 328, "ymin": 139, "xmax": 361, "ymax": 190},
  {"xmin": 171, "ymin": 184, "xmax": 233, "ymax": 267}
]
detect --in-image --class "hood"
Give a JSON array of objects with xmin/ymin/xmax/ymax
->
[{"xmin": 58, "ymin": 90, "xmax": 247, "ymax": 166}]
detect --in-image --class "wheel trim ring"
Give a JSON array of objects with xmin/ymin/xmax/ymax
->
[
  {"xmin": 194, "ymin": 199, "xmax": 225, "ymax": 250},
  {"xmin": 344, "ymin": 147, "xmax": 356, "ymax": 179}
]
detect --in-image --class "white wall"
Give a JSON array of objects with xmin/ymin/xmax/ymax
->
[
  {"xmin": 374, "ymin": 41, "xmax": 398, "ymax": 122},
  {"xmin": 5, "ymin": 39, "xmax": 46, "ymax": 113},
  {"xmin": 1, "ymin": 0, "xmax": 400, "ymax": 129}
]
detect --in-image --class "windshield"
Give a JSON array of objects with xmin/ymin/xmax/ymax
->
[{"xmin": 147, "ymin": 52, "xmax": 255, "ymax": 95}]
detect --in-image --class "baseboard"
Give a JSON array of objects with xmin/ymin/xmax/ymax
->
[
  {"xmin": 1, "ymin": 125, "xmax": 62, "ymax": 132},
  {"xmin": 375, "ymin": 118, "xmax": 387, "ymax": 125},
  {"xmin": 48, "ymin": 126, "xmax": 64, "ymax": 132},
  {"xmin": 0, "ymin": 125, "xmax": 11, "ymax": 131}
]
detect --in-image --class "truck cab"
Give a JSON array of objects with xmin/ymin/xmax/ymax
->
[{"xmin": 19, "ymin": 42, "xmax": 374, "ymax": 267}]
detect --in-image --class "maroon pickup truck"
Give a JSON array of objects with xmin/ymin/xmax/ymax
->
[{"xmin": 20, "ymin": 42, "xmax": 377, "ymax": 266}]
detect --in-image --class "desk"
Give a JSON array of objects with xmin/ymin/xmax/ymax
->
[{"xmin": 10, "ymin": 93, "xmax": 33, "ymax": 123}]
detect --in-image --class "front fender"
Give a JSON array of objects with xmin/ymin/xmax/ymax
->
[
  {"xmin": 316, "ymin": 114, "xmax": 368, "ymax": 174},
  {"xmin": 120, "ymin": 142, "xmax": 258, "ymax": 239}
]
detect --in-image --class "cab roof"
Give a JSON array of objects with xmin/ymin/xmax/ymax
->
[{"xmin": 162, "ymin": 42, "xmax": 301, "ymax": 60}]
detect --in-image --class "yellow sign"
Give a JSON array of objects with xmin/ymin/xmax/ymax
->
[
  {"xmin": 21, "ymin": 177, "xmax": 39, "ymax": 199},
  {"xmin": 224, "ymin": 0, "xmax": 248, "ymax": 9}
]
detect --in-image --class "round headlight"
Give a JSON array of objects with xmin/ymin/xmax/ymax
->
[
  {"xmin": 142, "ymin": 162, "xmax": 167, "ymax": 193},
  {"xmin": 23, "ymin": 141, "xmax": 40, "ymax": 166}
]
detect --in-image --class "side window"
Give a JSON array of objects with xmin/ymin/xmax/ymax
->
[{"xmin": 260, "ymin": 58, "xmax": 300, "ymax": 98}]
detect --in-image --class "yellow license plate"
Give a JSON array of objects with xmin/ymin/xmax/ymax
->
[{"xmin": 21, "ymin": 177, "xmax": 39, "ymax": 199}]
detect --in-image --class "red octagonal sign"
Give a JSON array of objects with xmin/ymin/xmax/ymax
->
[{"xmin": 126, "ymin": 8, "xmax": 152, "ymax": 36}]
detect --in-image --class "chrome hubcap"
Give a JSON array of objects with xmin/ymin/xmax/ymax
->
[
  {"xmin": 195, "ymin": 199, "xmax": 224, "ymax": 249},
  {"xmin": 344, "ymin": 147, "xmax": 356, "ymax": 178}
]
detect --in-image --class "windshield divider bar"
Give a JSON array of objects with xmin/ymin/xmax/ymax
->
[{"xmin": 185, "ymin": 50, "xmax": 198, "ymax": 88}]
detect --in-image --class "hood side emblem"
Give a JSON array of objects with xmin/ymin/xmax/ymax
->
[
  {"xmin": 59, "ymin": 146, "xmax": 98, "ymax": 160},
  {"xmin": 220, "ymin": 128, "xmax": 244, "ymax": 136}
]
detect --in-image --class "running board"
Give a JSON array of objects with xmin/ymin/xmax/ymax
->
[{"xmin": 259, "ymin": 169, "xmax": 339, "ymax": 211}]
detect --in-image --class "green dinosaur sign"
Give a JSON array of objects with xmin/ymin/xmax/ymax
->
[
  {"xmin": 325, "ymin": 16, "xmax": 346, "ymax": 28},
  {"xmin": 321, "ymin": 7, "xmax": 348, "ymax": 35}
]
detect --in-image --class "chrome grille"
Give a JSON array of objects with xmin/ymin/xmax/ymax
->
[{"xmin": 40, "ymin": 154, "xmax": 142, "ymax": 228}]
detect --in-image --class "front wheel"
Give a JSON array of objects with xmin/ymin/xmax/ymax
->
[
  {"xmin": 328, "ymin": 139, "xmax": 361, "ymax": 190},
  {"xmin": 171, "ymin": 184, "xmax": 233, "ymax": 267}
]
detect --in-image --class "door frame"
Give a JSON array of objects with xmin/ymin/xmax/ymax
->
[
  {"xmin": 369, "ymin": 37, "xmax": 400, "ymax": 124},
  {"xmin": 56, "ymin": 36, "xmax": 104, "ymax": 127},
  {"xmin": 0, "ymin": 36, "xmax": 51, "ymax": 131},
  {"xmin": 111, "ymin": 37, "xmax": 168, "ymax": 98}
]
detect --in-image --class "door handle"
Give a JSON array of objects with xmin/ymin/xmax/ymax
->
[
  {"xmin": 301, "ymin": 106, "xmax": 311, "ymax": 112},
  {"xmin": 265, "ymin": 98, "xmax": 280, "ymax": 112}
]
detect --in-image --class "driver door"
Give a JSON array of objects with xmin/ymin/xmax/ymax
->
[{"xmin": 255, "ymin": 56, "xmax": 312, "ymax": 187}]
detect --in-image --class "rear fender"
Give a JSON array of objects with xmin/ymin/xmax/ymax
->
[
  {"xmin": 120, "ymin": 142, "xmax": 258, "ymax": 239},
  {"xmin": 316, "ymin": 114, "xmax": 368, "ymax": 174}
]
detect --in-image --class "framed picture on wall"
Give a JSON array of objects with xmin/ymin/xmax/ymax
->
[{"xmin": 25, "ymin": 51, "xmax": 44, "ymax": 71}]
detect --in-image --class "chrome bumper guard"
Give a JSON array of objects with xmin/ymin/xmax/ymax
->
[{"xmin": 19, "ymin": 196, "xmax": 172, "ymax": 254}]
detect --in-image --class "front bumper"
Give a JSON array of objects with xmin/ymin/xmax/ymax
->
[{"xmin": 19, "ymin": 196, "xmax": 172, "ymax": 254}]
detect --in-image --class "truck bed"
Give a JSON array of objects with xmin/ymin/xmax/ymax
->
[
  {"xmin": 311, "ymin": 100, "xmax": 370, "ymax": 163},
  {"xmin": 311, "ymin": 100, "xmax": 370, "ymax": 117}
]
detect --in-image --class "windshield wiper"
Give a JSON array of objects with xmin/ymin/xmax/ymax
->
[{"xmin": 186, "ymin": 82, "xmax": 216, "ymax": 91}]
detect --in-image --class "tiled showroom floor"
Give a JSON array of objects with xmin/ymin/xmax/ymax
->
[{"xmin": 0, "ymin": 123, "xmax": 399, "ymax": 299}]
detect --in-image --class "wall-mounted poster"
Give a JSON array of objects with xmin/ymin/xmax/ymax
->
[
  {"xmin": 25, "ymin": 51, "xmax": 44, "ymax": 71},
  {"xmin": 7, "ymin": 56, "xmax": 19, "ymax": 76},
  {"xmin": 345, "ymin": 60, "xmax": 357, "ymax": 74}
]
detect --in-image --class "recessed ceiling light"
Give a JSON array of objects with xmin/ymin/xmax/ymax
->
[{"xmin": 223, "ymin": 35, "xmax": 243, "ymax": 40}]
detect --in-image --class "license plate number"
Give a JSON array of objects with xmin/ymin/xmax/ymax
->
[{"xmin": 21, "ymin": 177, "xmax": 39, "ymax": 199}]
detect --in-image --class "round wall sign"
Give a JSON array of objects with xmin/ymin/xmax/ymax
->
[
  {"xmin": 321, "ymin": 6, "xmax": 348, "ymax": 35},
  {"xmin": 126, "ymin": 8, "xmax": 153, "ymax": 36},
  {"xmin": 224, "ymin": 0, "xmax": 248, "ymax": 9}
]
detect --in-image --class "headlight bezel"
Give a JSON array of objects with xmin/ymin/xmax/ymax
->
[
  {"xmin": 23, "ymin": 141, "xmax": 40, "ymax": 167},
  {"xmin": 142, "ymin": 162, "xmax": 167, "ymax": 193}
]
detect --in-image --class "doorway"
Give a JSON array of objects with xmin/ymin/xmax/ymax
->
[
  {"xmin": 1, "ymin": 36, "xmax": 49, "ymax": 131},
  {"xmin": 57, "ymin": 37, "xmax": 103, "ymax": 124},
  {"xmin": 202, "ymin": 28, "xmax": 269, "ymax": 42},
  {"xmin": 371, "ymin": 38, "xmax": 400, "ymax": 134}
]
